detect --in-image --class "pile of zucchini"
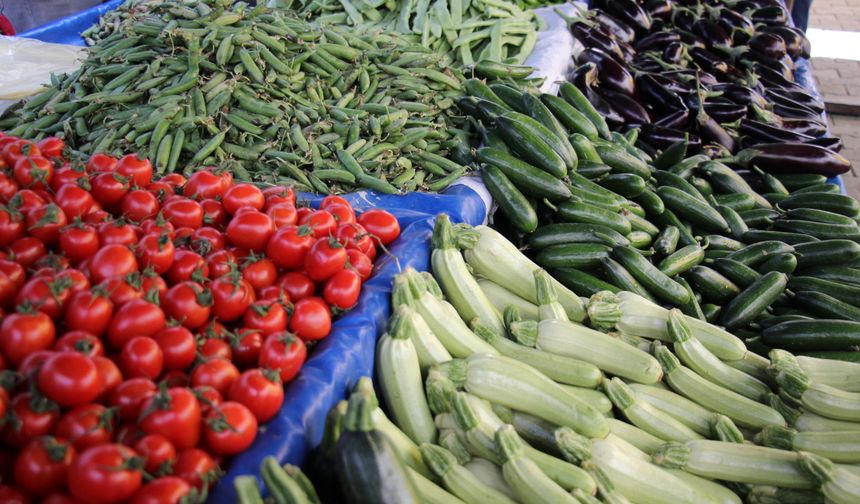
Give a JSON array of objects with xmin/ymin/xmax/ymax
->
[{"xmin": 458, "ymin": 78, "xmax": 860, "ymax": 360}]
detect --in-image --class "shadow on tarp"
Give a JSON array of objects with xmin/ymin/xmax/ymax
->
[{"xmin": 207, "ymin": 183, "xmax": 488, "ymax": 503}]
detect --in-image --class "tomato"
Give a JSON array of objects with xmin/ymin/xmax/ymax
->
[
  {"xmin": 323, "ymin": 269, "xmax": 362, "ymax": 309},
  {"xmin": 58, "ymin": 223, "xmax": 99, "ymax": 265},
  {"xmin": 198, "ymin": 338, "xmax": 232, "ymax": 361},
  {"xmin": 161, "ymin": 173, "xmax": 186, "ymax": 187},
  {"xmin": 192, "ymin": 386, "xmax": 223, "ymax": 414},
  {"xmin": 242, "ymin": 256, "xmax": 277, "ymax": 291},
  {"xmin": 90, "ymin": 244, "xmax": 138, "ymax": 284},
  {"xmin": 230, "ymin": 329, "xmax": 263, "ymax": 369},
  {"xmin": 50, "ymin": 165, "xmax": 87, "ymax": 192},
  {"xmin": 205, "ymin": 249, "xmax": 237, "ymax": 278},
  {"xmin": 41, "ymin": 493, "xmax": 77, "ymax": 504},
  {"xmin": 226, "ymin": 210, "xmax": 274, "ymax": 252},
  {"xmin": 139, "ymin": 387, "xmax": 201, "ymax": 450},
  {"xmin": 304, "ymin": 237, "xmax": 347, "ymax": 282},
  {"xmin": 98, "ymin": 219, "xmax": 138, "ymax": 247},
  {"xmin": 184, "ymin": 170, "xmax": 227, "ymax": 200},
  {"xmin": 53, "ymin": 184, "xmax": 94, "ymax": 220},
  {"xmin": 266, "ymin": 202, "xmax": 298, "ymax": 228},
  {"xmin": 68, "ymin": 444, "xmax": 143, "ymax": 503},
  {"xmin": 10, "ymin": 236, "xmax": 47, "ymax": 268},
  {"xmin": 166, "ymin": 249, "xmax": 208, "ymax": 284},
  {"xmin": 90, "ymin": 172, "xmax": 130, "ymax": 208},
  {"xmin": 0, "ymin": 485, "xmax": 29, "ymax": 504},
  {"xmin": 0, "ymin": 310, "xmax": 55, "ymax": 366},
  {"xmin": 357, "ymin": 208, "xmax": 400, "ymax": 245},
  {"xmin": 18, "ymin": 349, "xmax": 55, "ymax": 377},
  {"xmin": 152, "ymin": 326, "xmax": 196, "ymax": 372},
  {"xmin": 162, "ymin": 198, "xmax": 204, "ymax": 230},
  {"xmin": 84, "ymin": 209, "xmax": 110, "ymax": 225},
  {"xmin": 4, "ymin": 140, "xmax": 41, "ymax": 164},
  {"xmin": 290, "ymin": 297, "xmax": 332, "ymax": 341},
  {"xmin": 163, "ymin": 281, "xmax": 212, "ymax": 329},
  {"xmin": 266, "ymin": 225, "xmax": 314, "ymax": 270},
  {"xmin": 141, "ymin": 271, "xmax": 168, "ymax": 300},
  {"xmin": 98, "ymin": 275, "xmax": 143, "ymax": 307},
  {"xmin": 259, "ymin": 332, "xmax": 307, "ymax": 382},
  {"xmin": 336, "ymin": 222, "xmax": 375, "ymax": 257},
  {"xmin": 134, "ymin": 434, "xmax": 176, "ymax": 475},
  {"xmin": 191, "ymin": 226, "xmax": 225, "ymax": 255},
  {"xmin": 320, "ymin": 195, "xmax": 350, "ymax": 209},
  {"xmin": 13, "ymin": 436, "xmax": 74, "ymax": 497},
  {"xmin": 87, "ymin": 153, "xmax": 118, "ymax": 173},
  {"xmin": 0, "ymin": 209, "xmax": 24, "ymax": 248},
  {"xmin": 190, "ymin": 358, "xmax": 240, "ymax": 398},
  {"xmin": 130, "ymin": 476, "xmax": 192, "ymax": 504},
  {"xmin": 17, "ymin": 276, "xmax": 68, "ymax": 320},
  {"xmin": 135, "ymin": 232, "xmax": 174, "ymax": 275},
  {"xmin": 243, "ymin": 300, "xmax": 288, "ymax": 335},
  {"xmin": 173, "ymin": 448, "xmax": 217, "ymax": 489},
  {"xmin": 161, "ymin": 370, "xmax": 190, "ymax": 389},
  {"xmin": 110, "ymin": 378, "xmax": 157, "ymax": 422},
  {"xmin": 53, "ymin": 331, "xmax": 102, "ymax": 358},
  {"xmin": 346, "ymin": 249, "xmax": 373, "ymax": 280},
  {"xmin": 36, "ymin": 137, "xmax": 65, "ymax": 158},
  {"xmin": 0, "ymin": 272, "xmax": 16, "ymax": 309},
  {"xmin": 263, "ymin": 186, "xmax": 296, "ymax": 207},
  {"xmin": 38, "ymin": 351, "xmax": 102, "ymax": 407},
  {"xmin": 209, "ymin": 274, "xmax": 255, "ymax": 322},
  {"xmin": 300, "ymin": 209, "xmax": 337, "ymax": 238},
  {"xmin": 93, "ymin": 356, "xmax": 122, "ymax": 399},
  {"xmin": 277, "ymin": 271, "xmax": 315, "ymax": 301},
  {"xmin": 139, "ymin": 214, "xmax": 174, "ymax": 238},
  {"xmin": 257, "ymin": 285, "xmax": 286, "ymax": 302},
  {"xmin": 119, "ymin": 336, "xmax": 164, "ymax": 380},
  {"xmin": 204, "ymin": 401, "xmax": 258, "ymax": 455},
  {"xmin": 107, "ymin": 299, "xmax": 165, "ymax": 348},
  {"xmin": 14, "ymin": 156, "xmax": 53, "ymax": 190},
  {"xmin": 0, "ymin": 172, "xmax": 16, "ymax": 202},
  {"xmin": 229, "ymin": 368, "xmax": 283, "ymax": 423},
  {"xmin": 119, "ymin": 190, "xmax": 160, "ymax": 222},
  {"xmin": 325, "ymin": 202, "xmax": 357, "ymax": 226},
  {"xmin": 116, "ymin": 154, "xmax": 153, "ymax": 188},
  {"xmin": 55, "ymin": 403, "xmax": 114, "ymax": 450},
  {"xmin": 222, "ymin": 183, "xmax": 264, "ymax": 214},
  {"xmin": 200, "ymin": 198, "xmax": 227, "ymax": 228},
  {"xmin": 3, "ymin": 392, "xmax": 60, "ymax": 448}
]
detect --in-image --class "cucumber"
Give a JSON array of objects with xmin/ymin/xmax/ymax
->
[
  {"xmin": 659, "ymin": 245, "xmax": 706, "ymax": 277},
  {"xmin": 668, "ymin": 155, "xmax": 709, "ymax": 179},
  {"xmin": 757, "ymin": 168, "xmax": 790, "ymax": 197},
  {"xmin": 654, "ymin": 226, "xmax": 681, "ymax": 256},
  {"xmin": 496, "ymin": 114, "xmax": 567, "ymax": 179},
  {"xmin": 717, "ymin": 206, "xmax": 749, "ymax": 240},
  {"xmin": 702, "ymin": 304, "xmax": 721, "ymax": 324},
  {"xmin": 797, "ymin": 351, "xmax": 860, "ymax": 363},
  {"xmin": 541, "ymin": 94, "xmax": 600, "ymax": 141},
  {"xmin": 758, "ymin": 253, "xmax": 797, "ymax": 275},
  {"xmin": 714, "ymin": 193, "xmax": 756, "ymax": 212},
  {"xmin": 612, "ymin": 245, "xmax": 690, "ymax": 305},
  {"xmin": 799, "ymin": 266, "xmax": 860, "ymax": 286},
  {"xmin": 720, "ymin": 271, "xmax": 788, "ymax": 330},
  {"xmin": 627, "ymin": 230, "xmax": 653, "ymax": 249},
  {"xmin": 489, "ymin": 83, "xmax": 527, "ymax": 112},
  {"xmin": 634, "ymin": 189, "xmax": 666, "ymax": 217},
  {"xmin": 559, "ymin": 82, "xmax": 611, "ymax": 140},
  {"xmin": 598, "ymin": 257, "xmax": 656, "ymax": 303},
  {"xmin": 727, "ymin": 241, "xmax": 795, "ymax": 267},
  {"xmin": 785, "ymin": 208, "xmax": 859, "ymax": 226},
  {"xmin": 689, "ymin": 177, "xmax": 713, "ymax": 197},
  {"xmin": 654, "ymin": 209, "xmax": 698, "ymax": 246},
  {"xmin": 793, "ymin": 291, "xmax": 860, "ymax": 322},
  {"xmin": 624, "ymin": 209, "xmax": 660, "ymax": 237},
  {"xmin": 791, "ymin": 182, "xmax": 841, "ymax": 194},
  {"xmin": 528, "ymin": 223, "xmax": 630, "ymax": 249},
  {"xmin": 535, "ymin": 243, "xmax": 612, "ymax": 270},
  {"xmin": 654, "ymin": 171, "xmax": 708, "ymax": 202},
  {"xmin": 794, "ymin": 240, "xmax": 860, "ymax": 268},
  {"xmin": 773, "ymin": 219, "xmax": 860, "ymax": 240},
  {"xmin": 741, "ymin": 230, "xmax": 818, "ymax": 245},
  {"xmin": 569, "ymin": 173, "xmax": 628, "ymax": 207},
  {"xmin": 698, "ymin": 161, "xmax": 772, "ymax": 209},
  {"xmin": 762, "ymin": 319, "xmax": 860, "ymax": 351},
  {"xmin": 482, "ymin": 165, "xmax": 538, "ymax": 233},
  {"xmin": 762, "ymin": 192, "xmax": 787, "ymax": 205},
  {"xmin": 577, "ymin": 162, "xmax": 612, "ymax": 179},
  {"xmin": 738, "ymin": 208, "xmax": 780, "ymax": 228},
  {"xmin": 520, "ymin": 95, "xmax": 579, "ymax": 171},
  {"xmin": 464, "ymin": 79, "xmax": 509, "ymax": 109},
  {"xmin": 552, "ymin": 268, "xmax": 621, "ymax": 297},
  {"xmin": 775, "ymin": 173, "xmax": 827, "ymax": 190},
  {"xmin": 557, "ymin": 198, "xmax": 632, "ymax": 236},
  {"xmin": 704, "ymin": 249, "xmax": 732, "ymax": 260},
  {"xmin": 477, "ymin": 147, "xmax": 572, "ymax": 201},
  {"xmin": 654, "ymin": 140, "xmax": 689, "ymax": 170},
  {"xmin": 788, "ymin": 276, "xmax": 860, "ymax": 307},
  {"xmin": 570, "ymin": 135, "xmax": 603, "ymax": 163},
  {"xmin": 658, "ymin": 186, "xmax": 730, "ymax": 234},
  {"xmin": 598, "ymin": 174, "xmax": 647, "ymax": 198},
  {"xmin": 704, "ymin": 235, "xmax": 744, "ymax": 251},
  {"xmin": 595, "ymin": 144, "xmax": 651, "ymax": 179},
  {"xmin": 757, "ymin": 314, "xmax": 813, "ymax": 330},
  {"xmin": 712, "ymin": 258, "xmax": 762, "ymax": 289},
  {"xmin": 685, "ymin": 266, "xmax": 741, "ymax": 304},
  {"xmin": 777, "ymin": 192, "xmax": 860, "ymax": 217}
]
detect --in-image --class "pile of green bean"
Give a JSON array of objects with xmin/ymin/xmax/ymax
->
[
  {"xmin": 277, "ymin": 0, "xmax": 543, "ymax": 67},
  {"xmin": 0, "ymin": 0, "xmax": 480, "ymax": 193}
]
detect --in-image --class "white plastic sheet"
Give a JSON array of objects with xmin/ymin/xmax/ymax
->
[
  {"xmin": 523, "ymin": 2, "xmax": 585, "ymax": 95},
  {"xmin": 0, "ymin": 36, "xmax": 85, "ymax": 102}
]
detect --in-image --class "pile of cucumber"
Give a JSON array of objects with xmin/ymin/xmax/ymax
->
[{"xmin": 458, "ymin": 79, "xmax": 860, "ymax": 360}]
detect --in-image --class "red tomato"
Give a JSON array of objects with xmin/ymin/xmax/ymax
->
[
  {"xmin": 229, "ymin": 368, "xmax": 284, "ymax": 423},
  {"xmin": 266, "ymin": 202, "xmax": 298, "ymax": 228},
  {"xmin": 0, "ymin": 209, "xmax": 24, "ymax": 248},
  {"xmin": 25, "ymin": 203, "xmax": 66, "ymax": 245},
  {"xmin": 90, "ymin": 244, "xmax": 138, "ymax": 284},
  {"xmin": 3, "ymin": 140, "xmax": 40, "ymax": 164},
  {"xmin": 222, "ymin": 183, "xmax": 265, "ymax": 214},
  {"xmin": 300, "ymin": 209, "xmax": 337, "ymax": 238},
  {"xmin": 200, "ymin": 198, "xmax": 227, "ymax": 228},
  {"xmin": 68, "ymin": 444, "xmax": 143, "ymax": 503},
  {"xmin": 161, "ymin": 370, "xmax": 190, "ymax": 389},
  {"xmin": 18, "ymin": 349, "xmax": 55, "ymax": 376},
  {"xmin": 0, "ymin": 172, "xmax": 17, "ymax": 202},
  {"xmin": 16, "ymin": 276, "xmax": 68, "ymax": 320},
  {"xmin": 266, "ymin": 225, "xmax": 314, "ymax": 270},
  {"xmin": 50, "ymin": 165, "xmax": 87, "ymax": 192},
  {"xmin": 162, "ymin": 198, "xmax": 203, "ymax": 229},
  {"xmin": 136, "ymin": 233, "xmax": 175, "ymax": 275},
  {"xmin": 324, "ymin": 269, "xmax": 362, "ymax": 309},
  {"xmin": 320, "ymin": 195, "xmax": 350, "ymax": 209},
  {"xmin": 116, "ymin": 154, "xmax": 153, "ymax": 188},
  {"xmin": 54, "ymin": 330, "xmax": 104, "ymax": 357},
  {"xmin": 0, "ymin": 485, "xmax": 29, "ymax": 504},
  {"xmin": 152, "ymin": 326, "xmax": 196, "ymax": 372},
  {"xmin": 336, "ymin": 222, "xmax": 374, "ymax": 256},
  {"xmin": 3, "ymin": 392, "xmax": 60, "ymax": 448},
  {"xmin": 86, "ymin": 153, "xmax": 117, "ymax": 173},
  {"xmin": 110, "ymin": 378, "xmax": 157, "ymax": 422},
  {"xmin": 183, "ymin": 170, "xmax": 227, "ymax": 200},
  {"xmin": 257, "ymin": 285, "xmax": 286, "ymax": 302},
  {"xmin": 98, "ymin": 275, "xmax": 144, "ymax": 307},
  {"xmin": 138, "ymin": 387, "xmax": 201, "ymax": 450},
  {"xmin": 37, "ymin": 351, "xmax": 101, "ymax": 408},
  {"xmin": 226, "ymin": 210, "xmax": 274, "ymax": 252},
  {"xmin": 36, "ymin": 137, "xmax": 65, "ymax": 158},
  {"xmin": 98, "ymin": 219, "xmax": 138, "ymax": 247},
  {"xmin": 325, "ymin": 202, "xmax": 356, "ymax": 225},
  {"xmin": 230, "ymin": 329, "xmax": 263, "ymax": 369},
  {"xmin": 304, "ymin": 237, "xmax": 347, "ymax": 282},
  {"xmin": 346, "ymin": 249, "xmax": 373, "ymax": 280},
  {"xmin": 243, "ymin": 300, "xmax": 288, "ymax": 335},
  {"xmin": 205, "ymin": 249, "xmax": 237, "ymax": 278},
  {"xmin": 277, "ymin": 271, "xmax": 315, "ymax": 301},
  {"xmin": 163, "ymin": 282, "xmax": 212, "ymax": 329},
  {"xmin": 133, "ymin": 434, "xmax": 176, "ymax": 474},
  {"xmin": 203, "ymin": 401, "xmax": 258, "ymax": 455},
  {"xmin": 107, "ymin": 298, "xmax": 165, "ymax": 348},
  {"xmin": 55, "ymin": 403, "xmax": 115, "ymax": 450},
  {"xmin": 93, "ymin": 356, "xmax": 122, "ymax": 399},
  {"xmin": 0, "ymin": 310, "xmax": 55, "ymax": 366},
  {"xmin": 198, "ymin": 338, "xmax": 232, "ymax": 362},
  {"xmin": 263, "ymin": 186, "xmax": 296, "ymax": 207},
  {"xmin": 14, "ymin": 156, "xmax": 53, "ymax": 190},
  {"xmin": 259, "ymin": 332, "xmax": 307, "ymax": 382},
  {"xmin": 120, "ymin": 336, "xmax": 164, "ymax": 380},
  {"xmin": 84, "ymin": 209, "xmax": 110, "ymax": 225},
  {"xmin": 209, "ymin": 275, "xmax": 255, "ymax": 322},
  {"xmin": 90, "ymin": 172, "xmax": 130, "ymax": 208},
  {"xmin": 358, "ymin": 209, "xmax": 400, "ymax": 245},
  {"xmin": 120, "ymin": 190, "xmax": 160, "ymax": 222},
  {"xmin": 0, "ymin": 272, "xmax": 16, "ymax": 309},
  {"xmin": 290, "ymin": 297, "xmax": 332, "ymax": 341},
  {"xmin": 242, "ymin": 256, "xmax": 277, "ymax": 291},
  {"xmin": 146, "ymin": 181, "xmax": 175, "ymax": 201},
  {"xmin": 10, "ymin": 236, "xmax": 47, "ymax": 268},
  {"xmin": 139, "ymin": 215, "xmax": 174, "ymax": 238},
  {"xmin": 53, "ymin": 184, "xmax": 94, "ymax": 220},
  {"xmin": 166, "ymin": 249, "xmax": 208, "ymax": 284},
  {"xmin": 130, "ymin": 476, "xmax": 192, "ymax": 504},
  {"xmin": 173, "ymin": 448, "xmax": 217, "ymax": 489},
  {"xmin": 191, "ymin": 226, "xmax": 225, "ymax": 254},
  {"xmin": 41, "ymin": 493, "xmax": 77, "ymax": 504},
  {"xmin": 190, "ymin": 358, "xmax": 240, "ymax": 398},
  {"xmin": 13, "ymin": 436, "xmax": 74, "ymax": 498},
  {"xmin": 58, "ymin": 223, "xmax": 99, "ymax": 265}
]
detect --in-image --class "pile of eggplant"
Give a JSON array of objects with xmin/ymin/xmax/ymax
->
[{"xmin": 568, "ymin": 0, "xmax": 852, "ymax": 177}]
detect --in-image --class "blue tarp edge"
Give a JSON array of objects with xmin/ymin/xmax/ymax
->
[{"xmin": 18, "ymin": 0, "xmax": 125, "ymax": 46}]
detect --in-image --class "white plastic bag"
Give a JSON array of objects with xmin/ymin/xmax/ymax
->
[
  {"xmin": 523, "ymin": 2, "xmax": 585, "ymax": 95},
  {"xmin": 0, "ymin": 36, "xmax": 85, "ymax": 100}
]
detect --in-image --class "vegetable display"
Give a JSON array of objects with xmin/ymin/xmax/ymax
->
[{"xmin": 0, "ymin": 133, "xmax": 399, "ymax": 501}]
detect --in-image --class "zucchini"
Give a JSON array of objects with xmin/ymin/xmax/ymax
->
[
  {"xmin": 477, "ymin": 148, "xmax": 572, "ymax": 201},
  {"xmin": 536, "ymin": 243, "xmax": 611, "ymax": 270},
  {"xmin": 793, "ymin": 290, "xmax": 860, "ymax": 322},
  {"xmin": 762, "ymin": 319, "xmax": 860, "ymax": 351},
  {"xmin": 798, "ymin": 351, "xmax": 860, "ymax": 363},
  {"xmin": 719, "ymin": 271, "xmax": 788, "ymax": 330},
  {"xmin": 612, "ymin": 246, "xmax": 691, "ymax": 305},
  {"xmin": 482, "ymin": 165, "xmax": 538, "ymax": 233},
  {"xmin": 528, "ymin": 223, "xmax": 630, "ymax": 249},
  {"xmin": 658, "ymin": 186, "xmax": 730, "ymax": 234},
  {"xmin": 685, "ymin": 266, "xmax": 741, "ymax": 304}
]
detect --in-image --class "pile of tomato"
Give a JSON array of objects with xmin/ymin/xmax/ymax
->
[{"xmin": 0, "ymin": 132, "xmax": 400, "ymax": 503}]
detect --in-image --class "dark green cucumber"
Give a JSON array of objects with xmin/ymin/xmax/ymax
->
[
  {"xmin": 577, "ymin": 161, "xmax": 612, "ymax": 178},
  {"xmin": 717, "ymin": 205, "xmax": 750, "ymax": 240},
  {"xmin": 598, "ymin": 173, "xmax": 647, "ymax": 198},
  {"xmin": 668, "ymin": 155, "xmax": 709, "ymax": 179},
  {"xmin": 757, "ymin": 314, "xmax": 813, "ymax": 330},
  {"xmin": 774, "ymin": 172, "xmax": 827, "ymax": 190},
  {"xmin": 599, "ymin": 257, "xmax": 657, "ymax": 302},
  {"xmin": 741, "ymin": 230, "xmax": 818, "ymax": 245},
  {"xmin": 690, "ymin": 177, "xmax": 714, "ymax": 197},
  {"xmin": 477, "ymin": 147, "xmax": 572, "ymax": 201},
  {"xmin": 698, "ymin": 160, "xmax": 772, "ymax": 209},
  {"xmin": 777, "ymin": 192, "xmax": 860, "ymax": 217},
  {"xmin": 633, "ymin": 189, "xmax": 665, "ymax": 216},
  {"xmin": 713, "ymin": 258, "xmax": 762, "ymax": 289},
  {"xmin": 761, "ymin": 319, "xmax": 860, "ymax": 351},
  {"xmin": 521, "ymin": 94, "xmax": 578, "ymax": 170},
  {"xmin": 654, "ymin": 226, "xmax": 681, "ymax": 256},
  {"xmin": 653, "ymin": 140, "xmax": 688, "ymax": 170},
  {"xmin": 654, "ymin": 171, "xmax": 708, "ymax": 202},
  {"xmin": 763, "ymin": 192, "xmax": 788, "ymax": 205},
  {"xmin": 793, "ymin": 291, "xmax": 860, "ymax": 323},
  {"xmin": 464, "ymin": 78, "xmax": 509, "ymax": 109},
  {"xmin": 799, "ymin": 266, "xmax": 860, "ymax": 286},
  {"xmin": 756, "ymin": 167, "xmax": 790, "ymax": 197},
  {"xmin": 702, "ymin": 303, "xmax": 722, "ymax": 324},
  {"xmin": 658, "ymin": 244, "xmax": 705, "ymax": 276},
  {"xmin": 654, "ymin": 209, "xmax": 697, "ymax": 246},
  {"xmin": 489, "ymin": 83, "xmax": 527, "ymax": 112},
  {"xmin": 474, "ymin": 98, "xmax": 510, "ymax": 122},
  {"xmin": 552, "ymin": 268, "xmax": 621, "ymax": 297},
  {"xmin": 758, "ymin": 253, "xmax": 797, "ymax": 275},
  {"xmin": 727, "ymin": 241, "xmax": 795, "ymax": 267},
  {"xmin": 570, "ymin": 135, "xmax": 603, "ymax": 163},
  {"xmin": 797, "ymin": 350, "xmax": 860, "ymax": 363},
  {"xmin": 573, "ymin": 186, "xmax": 626, "ymax": 211},
  {"xmin": 623, "ymin": 209, "xmax": 660, "ymax": 236},
  {"xmin": 791, "ymin": 182, "xmax": 841, "ymax": 194},
  {"xmin": 685, "ymin": 266, "xmax": 741, "ymax": 304},
  {"xmin": 496, "ymin": 114, "xmax": 567, "ymax": 179},
  {"xmin": 569, "ymin": 172, "xmax": 628, "ymax": 207},
  {"xmin": 788, "ymin": 276, "xmax": 860, "ymax": 307},
  {"xmin": 658, "ymin": 186, "xmax": 731, "ymax": 234},
  {"xmin": 536, "ymin": 243, "xmax": 611, "ymax": 270},
  {"xmin": 541, "ymin": 94, "xmax": 600, "ymax": 141},
  {"xmin": 481, "ymin": 164, "xmax": 538, "ymax": 233},
  {"xmin": 623, "ymin": 200, "xmax": 648, "ymax": 219},
  {"xmin": 719, "ymin": 272, "xmax": 788, "ymax": 330},
  {"xmin": 704, "ymin": 249, "xmax": 732, "ymax": 260},
  {"xmin": 559, "ymin": 81, "xmax": 611, "ymax": 139},
  {"xmin": 676, "ymin": 276, "xmax": 706, "ymax": 320},
  {"xmin": 528, "ymin": 223, "xmax": 630, "ymax": 249},
  {"xmin": 784, "ymin": 208, "xmax": 859, "ymax": 226},
  {"xmin": 738, "ymin": 208, "xmax": 780, "ymax": 228},
  {"xmin": 595, "ymin": 144, "xmax": 651, "ymax": 179},
  {"xmin": 793, "ymin": 239, "xmax": 860, "ymax": 268},
  {"xmin": 612, "ymin": 245, "xmax": 690, "ymax": 305},
  {"xmin": 557, "ymin": 197, "xmax": 631, "ymax": 235},
  {"xmin": 773, "ymin": 219, "xmax": 860, "ymax": 240},
  {"xmin": 714, "ymin": 193, "xmax": 757, "ymax": 212},
  {"xmin": 705, "ymin": 235, "xmax": 744, "ymax": 251},
  {"xmin": 626, "ymin": 230, "xmax": 653, "ymax": 249}
]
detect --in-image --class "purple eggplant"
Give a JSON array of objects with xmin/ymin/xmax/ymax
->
[
  {"xmin": 773, "ymin": 102, "xmax": 822, "ymax": 121},
  {"xmin": 676, "ymin": 30, "xmax": 707, "ymax": 48},
  {"xmin": 711, "ymin": 83, "xmax": 769, "ymax": 109},
  {"xmin": 735, "ymin": 143, "xmax": 851, "ymax": 176},
  {"xmin": 702, "ymin": 143, "xmax": 734, "ymax": 159},
  {"xmin": 750, "ymin": 6, "xmax": 791, "ymax": 26},
  {"xmin": 689, "ymin": 47, "xmax": 744, "ymax": 80},
  {"xmin": 806, "ymin": 137, "xmax": 844, "ymax": 152},
  {"xmin": 570, "ymin": 64, "xmax": 626, "ymax": 128},
  {"xmin": 663, "ymin": 42, "xmax": 685, "ymax": 65},
  {"xmin": 577, "ymin": 48, "xmax": 637, "ymax": 96},
  {"xmin": 655, "ymin": 109, "xmax": 691, "ymax": 129},
  {"xmin": 634, "ymin": 31, "xmax": 681, "ymax": 52},
  {"xmin": 696, "ymin": 112, "xmax": 737, "ymax": 152},
  {"xmin": 571, "ymin": 22, "xmax": 629, "ymax": 63},
  {"xmin": 636, "ymin": 74, "xmax": 690, "ymax": 114},
  {"xmin": 671, "ymin": 8, "xmax": 697, "ymax": 31},
  {"xmin": 663, "ymin": 69, "xmax": 721, "ymax": 86},
  {"xmin": 755, "ymin": 64, "xmax": 796, "ymax": 87},
  {"xmin": 762, "ymin": 26, "xmax": 811, "ymax": 59},
  {"xmin": 767, "ymin": 88, "xmax": 824, "ymax": 114},
  {"xmin": 642, "ymin": 73, "xmax": 696, "ymax": 95},
  {"xmin": 704, "ymin": 101, "xmax": 749, "ymax": 123},
  {"xmin": 591, "ymin": 0, "xmax": 652, "ymax": 35},
  {"xmin": 589, "ymin": 9, "xmax": 636, "ymax": 44},
  {"xmin": 717, "ymin": 9, "xmax": 757, "ymax": 36},
  {"xmin": 739, "ymin": 118, "xmax": 816, "ymax": 144},
  {"xmin": 645, "ymin": 0, "xmax": 673, "ymax": 20},
  {"xmin": 766, "ymin": 91, "xmax": 822, "ymax": 116},
  {"xmin": 749, "ymin": 32, "xmax": 788, "ymax": 61},
  {"xmin": 631, "ymin": 58, "xmax": 670, "ymax": 73},
  {"xmin": 598, "ymin": 89, "xmax": 652, "ymax": 125},
  {"xmin": 733, "ymin": 30, "xmax": 752, "ymax": 47},
  {"xmin": 640, "ymin": 124, "xmax": 703, "ymax": 152},
  {"xmin": 693, "ymin": 19, "xmax": 733, "ymax": 48},
  {"xmin": 782, "ymin": 118, "xmax": 828, "ymax": 137}
]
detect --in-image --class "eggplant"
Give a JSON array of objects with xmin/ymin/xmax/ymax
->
[
  {"xmin": 704, "ymin": 101, "xmax": 749, "ymax": 123},
  {"xmin": 640, "ymin": 123, "xmax": 703, "ymax": 152},
  {"xmin": 749, "ymin": 32, "xmax": 788, "ymax": 61},
  {"xmin": 636, "ymin": 74, "xmax": 689, "ymax": 114},
  {"xmin": 641, "ymin": 73, "xmax": 696, "ymax": 95},
  {"xmin": 710, "ymin": 83, "xmax": 769, "ymax": 109},
  {"xmin": 634, "ymin": 31, "xmax": 681, "ymax": 52},
  {"xmin": 591, "ymin": 0, "xmax": 652, "ymax": 36},
  {"xmin": 631, "ymin": 58, "xmax": 671, "ymax": 73},
  {"xmin": 646, "ymin": 0, "xmax": 673, "ymax": 20},
  {"xmin": 671, "ymin": 8, "xmax": 697, "ymax": 31},
  {"xmin": 689, "ymin": 46, "xmax": 744, "ymax": 80},
  {"xmin": 732, "ymin": 30, "xmax": 752, "ymax": 47},
  {"xmin": 755, "ymin": 64, "xmax": 797, "ymax": 87},
  {"xmin": 766, "ymin": 91, "xmax": 822, "ymax": 116},
  {"xmin": 693, "ymin": 19, "xmax": 733, "ymax": 48},
  {"xmin": 738, "ymin": 118, "xmax": 816, "ymax": 144},
  {"xmin": 663, "ymin": 69, "xmax": 720, "ymax": 86},
  {"xmin": 735, "ymin": 143, "xmax": 851, "ymax": 176},
  {"xmin": 677, "ymin": 29, "xmax": 707, "ymax": 49},
  {"xmin": 589, "ymin": 9, "xmax": 636, "ymax": 44},
  {"xmin": 806, "ymin": 136, "xmax": 843, "ymax": 152},
  {"xmin": 717, "ymin": 9, "xmax": 757, "ymax": 36},
  {"xmin": 571, "ymin": 22, "xmax": 629, "ymax": 63},
  {"xmin": 762, "ymin": 25, "xmax": 811, "ymax": 59},
  {"xmin": 662, "ymin": 41, "xmax": 685, "ymax": 65},
  {"xmin": 782, "ymin": 118, "xmax": 828, "ymax": 137},
  {"xmin": 570, "ymin": 64, "xmax": 626, "ymax": 128},
  {"xmin": 773, "ymin": 102, "xmax": 823, "ymax": 121},
  {"xmin": 750, "ymin": 5, "xmax": 791, "ymax": 26},
  {"xmin": 655, "ymin": 109, "xmax": 691, "ymax": 129},
  {"xmin": 767, "ymin": 88, "xmax": 825, "ymax": 114},
  {"xmin": 696, "ymin": 111, "xmax": 737, "ymax": 152},
  {"xmin": 598, "ymin": 89, "xmax": 652, "ymax": 125},
  {"xmin": 577, "ymin": 48, "xmax": 637, "ymax": 96}
]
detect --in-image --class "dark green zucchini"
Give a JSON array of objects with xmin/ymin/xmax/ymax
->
[
  {"xmin": 552, "ymin": 268, "xmax": 621, "ymax": 297},
  {"xmin": 761, "ymin": 319, "xmax": 860, "ymax": 351}
]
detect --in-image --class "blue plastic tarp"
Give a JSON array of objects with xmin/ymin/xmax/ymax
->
[
  {"xmin": 18, "ymin": 0, "xmax": 124, "ymax": 46},
  {"xmin": 207, "ymin": 184, "xmax": 488, "ymax": 503}
]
